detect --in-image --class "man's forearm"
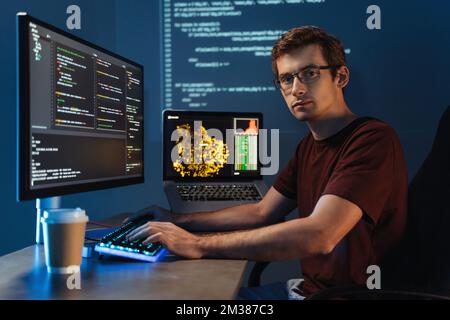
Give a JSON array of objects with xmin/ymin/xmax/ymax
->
[
  {"xmin": 197, "ymin": 217, "xmax": 329, "ymax": 261},
  {"xmin": 175, "ymin": 202, "xmax": 277, "ymax": 232}
]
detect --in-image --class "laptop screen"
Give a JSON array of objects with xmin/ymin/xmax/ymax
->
[{"xmin": 163, "ymin": 110, "xmax": 263, "ymax": 181}]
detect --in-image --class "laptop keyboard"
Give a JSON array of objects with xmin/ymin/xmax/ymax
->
[{"xmin": 176, "ymin": 184, "xmax": 262, "ymax": 201}]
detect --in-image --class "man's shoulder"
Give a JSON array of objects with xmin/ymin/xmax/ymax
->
[
  {"xmin": 350, "ymin": 117, "xmax": 398, "ymax": 141},
  {"xmin": 293, "ymin": 117, "xmax": 401, "ymax": 156},
  {"xmin": 339, "ymin": 117, "xmax": 406, "ymax": 162}
]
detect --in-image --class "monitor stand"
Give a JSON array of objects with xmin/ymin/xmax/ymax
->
[{"xmin": 35, "ymin": 197, "xmax": 61, "ymax": 244}]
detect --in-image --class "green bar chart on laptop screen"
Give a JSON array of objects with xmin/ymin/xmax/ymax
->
[{"xmin": 234, "ymin": 119, "xmax": 258, "ymax": 172}]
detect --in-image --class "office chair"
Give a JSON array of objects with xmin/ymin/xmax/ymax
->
[{"xmin": 248, "ymin": 106, "xmax": 450, "ymax": 300}]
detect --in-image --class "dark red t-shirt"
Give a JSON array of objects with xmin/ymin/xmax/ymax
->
[{"xmin": 273, "ymin": 117, "xmax": 408, "ymax": 297}]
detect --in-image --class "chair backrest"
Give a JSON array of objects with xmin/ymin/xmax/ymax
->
[{"xmin": 383, "ymin": 106, "xmax": 450, "ymax": 295}]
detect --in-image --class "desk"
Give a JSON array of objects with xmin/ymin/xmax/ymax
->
[{"xmin": 0, "ymin": 214, "xmax": 248, "ymax": 300}]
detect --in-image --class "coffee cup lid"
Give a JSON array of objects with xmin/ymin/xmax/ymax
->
[{"xmin": 41, "ymin": 208, "xmax": 89, "ymax": 224}]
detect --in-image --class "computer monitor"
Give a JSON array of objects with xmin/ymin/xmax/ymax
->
[{"xmin": 16, "ymin": 13, "xmax": 144, "ymax": 201}]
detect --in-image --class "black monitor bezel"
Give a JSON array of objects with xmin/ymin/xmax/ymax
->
[
  {"xmin": 16, "ymin": 13, "xmax": 145, "ymax": 201},
  {"xmin": 162, "ymin": 109, "xmax": 264, "ymax": 182}
]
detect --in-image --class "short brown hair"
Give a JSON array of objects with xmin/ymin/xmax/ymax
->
[{"xmin": 271, "ymin": 26, "xmax": 346, "ymax": 79}]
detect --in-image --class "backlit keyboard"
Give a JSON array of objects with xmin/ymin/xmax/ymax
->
[{"xmin": 94, "ymin": 216, "xmax": 166, "ymax": 262}]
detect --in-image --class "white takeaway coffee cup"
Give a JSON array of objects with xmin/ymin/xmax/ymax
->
[{"xmin": 41, "ymin": 208, "xmax": 89, "ymax": 274}]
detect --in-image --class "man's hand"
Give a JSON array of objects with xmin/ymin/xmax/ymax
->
[
  {"xmin": 123, "ymin": 205, "xmax": 178, "ymax": 224},
  {"xmin": 125, "ymin": 221, "xmax": 204, "ymax": 259}
]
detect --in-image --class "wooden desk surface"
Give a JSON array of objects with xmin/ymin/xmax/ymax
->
[{"xmin": 0, "ymin": 214, "xmax": 248, "ymax": 300}]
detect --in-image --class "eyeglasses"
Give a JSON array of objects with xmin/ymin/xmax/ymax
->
[{"xmin": 274, "ymin": 64, "xmax": 341, "ymax": 91}]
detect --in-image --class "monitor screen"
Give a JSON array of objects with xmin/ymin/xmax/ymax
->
[
  {"xmin": 17, "ymin": 14, "xmax": 144, "ymax": 200},
  {"xmin": 163, "ymin": 110, "xmax": 262, "ymax": 180}
]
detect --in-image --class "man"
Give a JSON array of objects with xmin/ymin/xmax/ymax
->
[{"xmin": 126, "ymin": 26, "xmax": 408, "ymax": 299}]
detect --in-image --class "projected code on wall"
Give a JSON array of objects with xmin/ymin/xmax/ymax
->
[{"xmin": 162, "ymin": 0, "xmax": 326, "ymax": 109}]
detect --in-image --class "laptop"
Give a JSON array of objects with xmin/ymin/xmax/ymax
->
[{"xmin": 163, "ymin": 110, "xmax": 269, "ymax": 213}]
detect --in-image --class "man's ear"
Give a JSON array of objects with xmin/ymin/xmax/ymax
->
[{"xmin": 336, "ymin": 66, "xmax": 350, "ymax": 89}]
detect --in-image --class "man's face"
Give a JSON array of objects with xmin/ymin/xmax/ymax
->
[{"xmin": 276, "ymin": 44, "xmax": 342, "ymax": 122}]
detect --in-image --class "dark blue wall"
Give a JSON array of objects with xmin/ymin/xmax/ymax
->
[{"xmin": 1, "ymin": 0, "xmax": 449, "ymax": 256}]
